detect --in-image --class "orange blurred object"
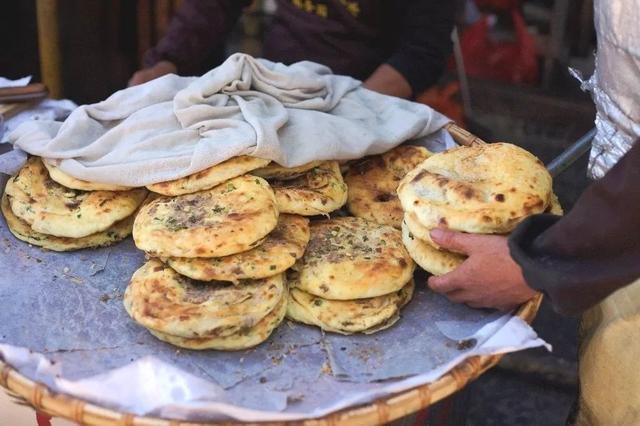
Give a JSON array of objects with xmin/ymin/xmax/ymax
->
[{"xmin": 416, "ymin": 81, "xmax": 465, "ymax": 127}]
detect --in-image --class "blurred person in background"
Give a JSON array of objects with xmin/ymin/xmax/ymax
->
[{"xmin": 129, "ymin": 0, "xmax": 456, "ymax": 99}]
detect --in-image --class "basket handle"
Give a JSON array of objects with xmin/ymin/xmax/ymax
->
[{"xmin": 445, "ymin": 123, "xmax": 486, "ymax": 146}]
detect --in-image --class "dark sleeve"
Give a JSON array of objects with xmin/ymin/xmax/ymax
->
[
  {"xmin": 143, "ymin": 0, "xmax": 252, "ymax": 74},
  {"xmin": 508, "ymin": 141, "xmax": 640, "ymax": 316},
  {"xmin": 385, "ymin": 1, "xmax": 456, "ymax": 95}
]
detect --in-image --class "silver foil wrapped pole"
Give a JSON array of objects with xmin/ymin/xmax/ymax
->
[{"xmin": 579, "ymin": 0, "xmax": 640, "ymax": 179}]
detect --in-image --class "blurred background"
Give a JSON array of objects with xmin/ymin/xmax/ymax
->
[{"xmin": 1, "ymin": 1, "xmax": 596, "ymax": 424}]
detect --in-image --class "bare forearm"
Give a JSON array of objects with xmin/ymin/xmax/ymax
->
[{"xmin": 363, "ymin": 64, "xmax": 413, "ymax": 99}]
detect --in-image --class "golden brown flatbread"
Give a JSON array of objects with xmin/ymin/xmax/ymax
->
[
  {"xmin": 42, "ymin": 159, "xmax": 133, "ymax": 191},
  {"xmin": 146, "ymin": 156, "xmax": 270, "ymax": 196},
  {"xmin": 123, "ymin": 259, "xmax": 286, "ymax": 339},
  {"xmin": 166, "ymin": 214, "xmax": 310, "ymax": 283},
  {"xmin": 287, "ymin": 279, "xmax": 414, "ymax": 334},
  {"xmin": 1, "ymin": 194, "xmax": 134, "ymax": 251},
  {"xmin": 398, "ymin": 143, "xmax": 552, "ymax": 234},
  {"xmin": 345, "ymin": 145, "xmax": 431, "ymax": 228},
  {"xmin": 401, "ymin": 217, "xmax": 465, "ymax": 276},
  {"xmin": 5, "ymin": 157, "xmax": 147, "ymax": 238},
  {"xmin": 292, "ymin": 217, "xmax": 414, "ymax": 300},
  {"xmin": 133, "ymin": 175, "xmax": 278, "ymax": 258},
  {"xmin": 252, "ymin": 160, "xmax": 324, "ymax": 180},
  {"xmin": 270, "ymin": 161, "xmax": 348, "ymax": 216},
  {"xmin": 147, "ymin": 294, "xmax": 287, "ymax": 351}
]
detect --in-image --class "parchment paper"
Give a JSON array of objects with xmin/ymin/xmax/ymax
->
[{"xmin": 0, "ymin": 133, "xmax": 549, "ymax": 422}]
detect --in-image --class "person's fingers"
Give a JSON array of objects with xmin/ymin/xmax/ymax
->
[
  {"xmin": 128, "ymin": 71, "xmax": 147, "ymax": 87},
  {"xmin": 128, "ymin": 64, "xmax": 173, "ymax": 87},
  {"xmin": 466, "ymin": 292, "xmax": 534, "ymax": 311},
  {"xmin": 444, "ymin": 289, "xmax": 469, "ymax": 304},
  {"xmin": 444, "ymin": 291, "xmax": 493, "ymax": 309},
  {"xmin": 495, "ymin": 304, "xmax": 518, "ymax": 312},
  {"xmin": 466, "ymin": 299, "xmax": 489, "ymax": 309},
  {"xmin": 429, "ymin": 228, "xmax": 488, "ymax": 254},
  {"xmin": 427, "ymin": 266, "xmax": 467, "ymax": 293},
  {"xmin": 494, "ymin": 291, "xmax": 537, "ymax": 312}
]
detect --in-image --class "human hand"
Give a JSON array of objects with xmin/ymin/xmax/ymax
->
[
  {"xmin": 427, "ymin": 228, "xmax": 537, "ymax": 311},
  {"xmin": 128, "ymin": 60, "xmax": 177, "ymax": 86}
]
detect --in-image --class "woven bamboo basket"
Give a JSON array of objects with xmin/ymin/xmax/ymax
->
[{"xmin": 0, "ymin": 123, "xmax": 544, "ymax": 425}]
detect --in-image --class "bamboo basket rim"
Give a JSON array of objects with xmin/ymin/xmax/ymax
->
[{"xmin": 0, "ymin": 123, "xmax": 541, "ymax": 426}]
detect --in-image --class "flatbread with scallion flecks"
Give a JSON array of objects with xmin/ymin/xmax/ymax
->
[
  {"xmin": 1, "ymin": 194, "xmax": 134, "ymax": 251},
  {"xmin": 286, "ymin": 279, "xmax": 414, "ymax": 334},
  {"xmin": 147, "ymin": 156, "xmax": 270, "ymax": 196},
  {"xmin": 5, "ymin": 157, "xmax": 147, "ymax": 238},
  {"xmin": 133, "ymin": 175, "xmax": 278, "ymax": 258},
  {"xmin": 293, "ymin": 217, "xmax": 414, "ymax": 300},
  {"xmin": 166, "ymin": 214, "xmax": 309, "ymax": 283},
  {"xmin": 270, "ymin": 161, "xmax": 347, "ymax": 216},
  {"xmin": 345, "ymin": 145, "xmax": 431, "ymax": 228},
  {"xmin": 124, "ymin": 259, "xmax": 285, "ymax": 339},
  {"xmin": 147, "ymin": 295, "xmax": 287, "ymax": 351}
]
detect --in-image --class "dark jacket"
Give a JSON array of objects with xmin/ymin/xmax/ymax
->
[
  {"xmin": 143, "ymin": 0, "xmax": 456, "ymax": 94},
  {"xmin": 509, "ymin": 141, "xmax": 640, "ymax": 316}
]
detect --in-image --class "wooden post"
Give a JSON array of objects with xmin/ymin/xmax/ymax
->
[{"xmin": 36, "ymin": 0, "xmax": 63, "ymax": 98}]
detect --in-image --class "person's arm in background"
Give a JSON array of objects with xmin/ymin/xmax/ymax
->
[
  {"xmin": 426, "ymin": 141, "xmax": 640, "ymax": 315},
  {"xmin": 129, "ymin": 0, "xmax": 251, "ymax": 86},
  {"xmin": 364, "ymin": 1, "xmax": 456, "ymax": 98}
]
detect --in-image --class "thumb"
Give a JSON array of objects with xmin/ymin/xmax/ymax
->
[
  {"xmin": 429, "ymin": 228, "xmax": 484, "ymax": 255},
  {"xmin": 428, "ymin": 269, "xmax": 464, "ymax": 294}
]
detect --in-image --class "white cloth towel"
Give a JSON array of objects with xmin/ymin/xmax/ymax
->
[{"xmin": 9, "ymin": 53, "xmax": 450, "ymax": 187}]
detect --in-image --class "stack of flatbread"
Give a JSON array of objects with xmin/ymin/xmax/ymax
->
[
  {"xmin": 2, "ymin": 157, "xmax": 148, "ymax": 251},
  {"xmin": 344, "ymin": 145, "xmax": 432, "ymax": 228},
  {"xmin": 144, "ymin": 154, "xmax": 349, "ymax": 217},
  {"xmin": 397, "ymin": 143, "xmax": 561, "ymax": 276},
  {"xmin": 1, "ymin": 140, "xmax": 563, "ymax": 350},
  {"xmin": 123, "ymin": 156, "xmax": 326, "ymax": 350},
  {"xmin": 286, "ymin": 217, "xmax": 415, "ymax": 335},
  {"xmin": 254, "ymin": 160, "xmax": 349, "ymax": 216}
]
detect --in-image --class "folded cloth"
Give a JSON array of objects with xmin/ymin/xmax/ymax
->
[{"xmin": 9, "ymin": 53, "xmax": 450, "ymax": 187}]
